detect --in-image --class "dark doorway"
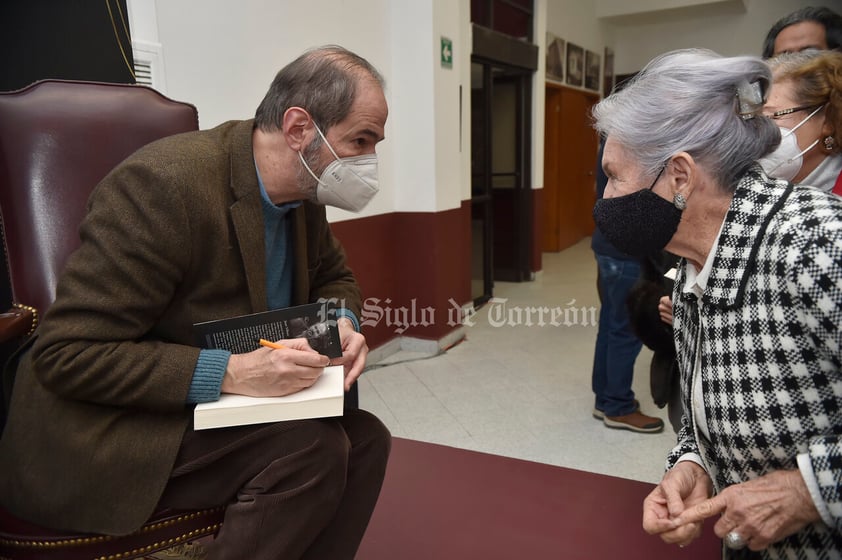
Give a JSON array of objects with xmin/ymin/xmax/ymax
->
[
  {"xmin": 471, "ymin": 59, "xmax": 533, "ymax": 307},
  {"xmin": 0, "ymin": 1, "xmax": 136, "ymax": 92},
  {"xmin": 469, "ymin": 24, "xmax": 537, "ymax": 306},
  {"xmin": 469, "ymin": 2, "xmax": 536, "ymax": 307}
]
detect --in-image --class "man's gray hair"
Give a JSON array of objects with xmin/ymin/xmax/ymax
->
[
  {"xmin": 255, "ymin": 45, "xmax": 385, "ymax": 132},
  {"xmin": 592, "ymin": 49, "xmax": 781, "ymax": 192}
]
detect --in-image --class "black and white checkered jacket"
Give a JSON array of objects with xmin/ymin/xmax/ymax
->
[{"xmin": 667, "ymin": 167, "xmax": 842, "ymax": 559}]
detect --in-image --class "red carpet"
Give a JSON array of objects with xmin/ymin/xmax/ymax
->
[{"xmin": 358, "ymin": 437, "xmax": 720, "ymax": 559}]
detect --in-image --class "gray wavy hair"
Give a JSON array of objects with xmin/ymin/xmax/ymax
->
[{"xmin": 592, "ymin": 49, "xmax": 781, "ymax": 192}]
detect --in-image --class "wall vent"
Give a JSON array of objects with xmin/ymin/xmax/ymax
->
[
  {"xmin": 131, "ymin": 40, "xmax": 167, "ymax": 93},
  {"xmin": 133, "ymin": 58, "xmax": 153, "ymax": 87}
]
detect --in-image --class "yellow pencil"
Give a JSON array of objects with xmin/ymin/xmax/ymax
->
[{"xmin": 258, "ymin": 339, "xmax": 286, "ymax": 350}]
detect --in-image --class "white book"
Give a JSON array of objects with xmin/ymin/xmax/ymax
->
[{"xmin": 193, "ymin": 365, "xmax": 345, "ymax": 430}]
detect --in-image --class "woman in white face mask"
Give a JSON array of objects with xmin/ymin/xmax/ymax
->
[{"xmin": 760, "ymin": 49, "xmax": 842, "ymax": 194}]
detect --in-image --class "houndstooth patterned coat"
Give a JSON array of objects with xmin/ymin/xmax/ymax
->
[{"xmin": 667, "ymin": 167, "xmax": 842, "ymax": 559}]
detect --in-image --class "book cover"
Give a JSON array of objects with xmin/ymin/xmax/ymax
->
[
  {"xmin": 193, "ymin": 365, "xmax": 344, "ymax": 430},
  {"xmin": 192, "ymin": 301, "xmax": 345, "ymax": 429},
  {"xmin": 193, "ymin": 301, "xmax": 342, "ymax": 358}
]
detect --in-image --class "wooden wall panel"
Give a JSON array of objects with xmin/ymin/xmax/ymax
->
[{"xmin": 542, "ymin": 83, "xmax": 599, "ymax": 253}]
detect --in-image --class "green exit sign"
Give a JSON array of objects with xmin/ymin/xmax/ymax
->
[{"xmin": 441, "ymin": 37, "xmax": 453, "ymax": 69}]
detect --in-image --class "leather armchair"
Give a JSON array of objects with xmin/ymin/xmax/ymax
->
[{"xmin": 0, "ymin": 79, "xmax": 223, "ymax": 559}]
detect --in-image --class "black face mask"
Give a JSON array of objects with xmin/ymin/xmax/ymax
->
[{"xmin": 592, "ymin": 169, "xmax": 683, "ymax": 258}]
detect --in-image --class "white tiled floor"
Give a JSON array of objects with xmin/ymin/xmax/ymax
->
[{"xmin": 358, "ymin": 237, "xmax": 677, "ymax": 485}]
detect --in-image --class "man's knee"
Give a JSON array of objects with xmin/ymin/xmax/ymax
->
[
  {"xmin": 292, "ymin": 419, "xmax": 353, "ymax": 492},
  {"xmin": 256, "ymin": 412, "xmax": 391, "ymax": 503},
  {"xmin": 343, "ymin": 409, "xmax": 392, "ymax": 467},
  {"xmin": 236, "ymin": 420, "xmax": 350, "ymax": 503}
]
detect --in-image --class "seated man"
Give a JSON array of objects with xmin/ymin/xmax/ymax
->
[{"xmin": 0, "ymin": 45, "xmax": 391, "ymax": 560}]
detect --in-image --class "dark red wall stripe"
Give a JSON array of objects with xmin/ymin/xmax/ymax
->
[{"xmin": 330, "ymin": 201, "xmax": 472, "ymax": 350}]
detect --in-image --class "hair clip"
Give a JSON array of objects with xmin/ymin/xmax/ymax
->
[{"xmin": 736, "ymin": 79, "xmax": 765, "ymax": 120}]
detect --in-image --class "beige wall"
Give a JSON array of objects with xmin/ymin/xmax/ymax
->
[
  {"xmin": 536, "ymin": 0, "xmax": 839, "ymax": 192},
  {"xmin": 546, "ymin": 0, "xmax": 841, "ymax": 77},
  {"xmin": 130, "ymin": 0, "xmax": 841, "ymax": 207}
]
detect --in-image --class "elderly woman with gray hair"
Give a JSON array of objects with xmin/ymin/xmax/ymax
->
[{"xmin": 591, "ymin": 48, "xmax": 842, "ymax": 558}]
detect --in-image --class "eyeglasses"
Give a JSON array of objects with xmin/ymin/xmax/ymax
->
[{"xmin": 766, "ymin": 104, "xmax": 823, "ymax": 120}]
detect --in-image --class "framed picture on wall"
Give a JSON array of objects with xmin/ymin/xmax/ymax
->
[
  {"xmin": 546, "ymin": 33, "xmax": 565, "ymax": 82},
  {"xmin": 585, "ymin": 50, "xmax": 601, "ymax": 91},
  {"xmin": 566, "ymin": 42, "xmax": 584, "ymax": 87},
  {"xmin": 603, "ymin": 47, "xmax": 614, "ymax": 97}
]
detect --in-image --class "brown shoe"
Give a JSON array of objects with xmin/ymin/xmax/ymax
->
[
  {"xmin": 592, "ymin": 399, "xmax": 640, "ymax": 420},
  {"xmin": 603, "ymin": 410, "xmax": 664, "ymax": 433}
]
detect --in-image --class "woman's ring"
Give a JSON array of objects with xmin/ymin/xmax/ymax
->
[{"xmin": 724, "ymin": 531, "xmax": 746, "ymax": 550}]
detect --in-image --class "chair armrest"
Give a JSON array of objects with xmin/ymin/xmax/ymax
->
[{"xmin": 0, "ymin": 307, "xmax": 34, "ymax": 344}]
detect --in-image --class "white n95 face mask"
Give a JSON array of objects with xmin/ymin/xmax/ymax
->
[
  {"xmin": 758, "ymin": 105, "xmax": 823, "ymax": 182},
  {"xmin": 298, "ymin": 123, "xmax": 379, "ymax": 212}
]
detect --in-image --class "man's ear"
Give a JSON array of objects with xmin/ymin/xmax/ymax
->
[{"xmin": 282, "ymin": 107, "xmax": 313, "ymax": 151}]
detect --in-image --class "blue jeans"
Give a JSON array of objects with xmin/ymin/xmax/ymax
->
[{"xmin": 592, "ymin": 254, "xmax": 643, "ymax": 417}]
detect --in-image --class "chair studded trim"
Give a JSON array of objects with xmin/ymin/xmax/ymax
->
[
  {"xmin": 0, "ymin": 507, "xmax": 223, "ymax": 560},
  {"xmin": 10, "ymin": 304, "xmax": 36, "ymax": 337}
]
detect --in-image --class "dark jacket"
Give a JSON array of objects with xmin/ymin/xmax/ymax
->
[
  {"xmin": 626, "ymin": 251, "xmax": 679, "ymax": 407},
  {"xmin": 0, "ymin": 120, "xmax": 362, "ymax": 534}
]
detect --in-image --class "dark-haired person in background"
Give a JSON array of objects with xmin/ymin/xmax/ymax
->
[{"xmin": 762, "ymin": 5, "xmax": 842, "ymax": 58}]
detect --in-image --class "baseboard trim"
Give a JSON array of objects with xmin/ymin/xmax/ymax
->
[{"xmin": 366, "ymin": 327, "xmax": 467, "ymax": 368}]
